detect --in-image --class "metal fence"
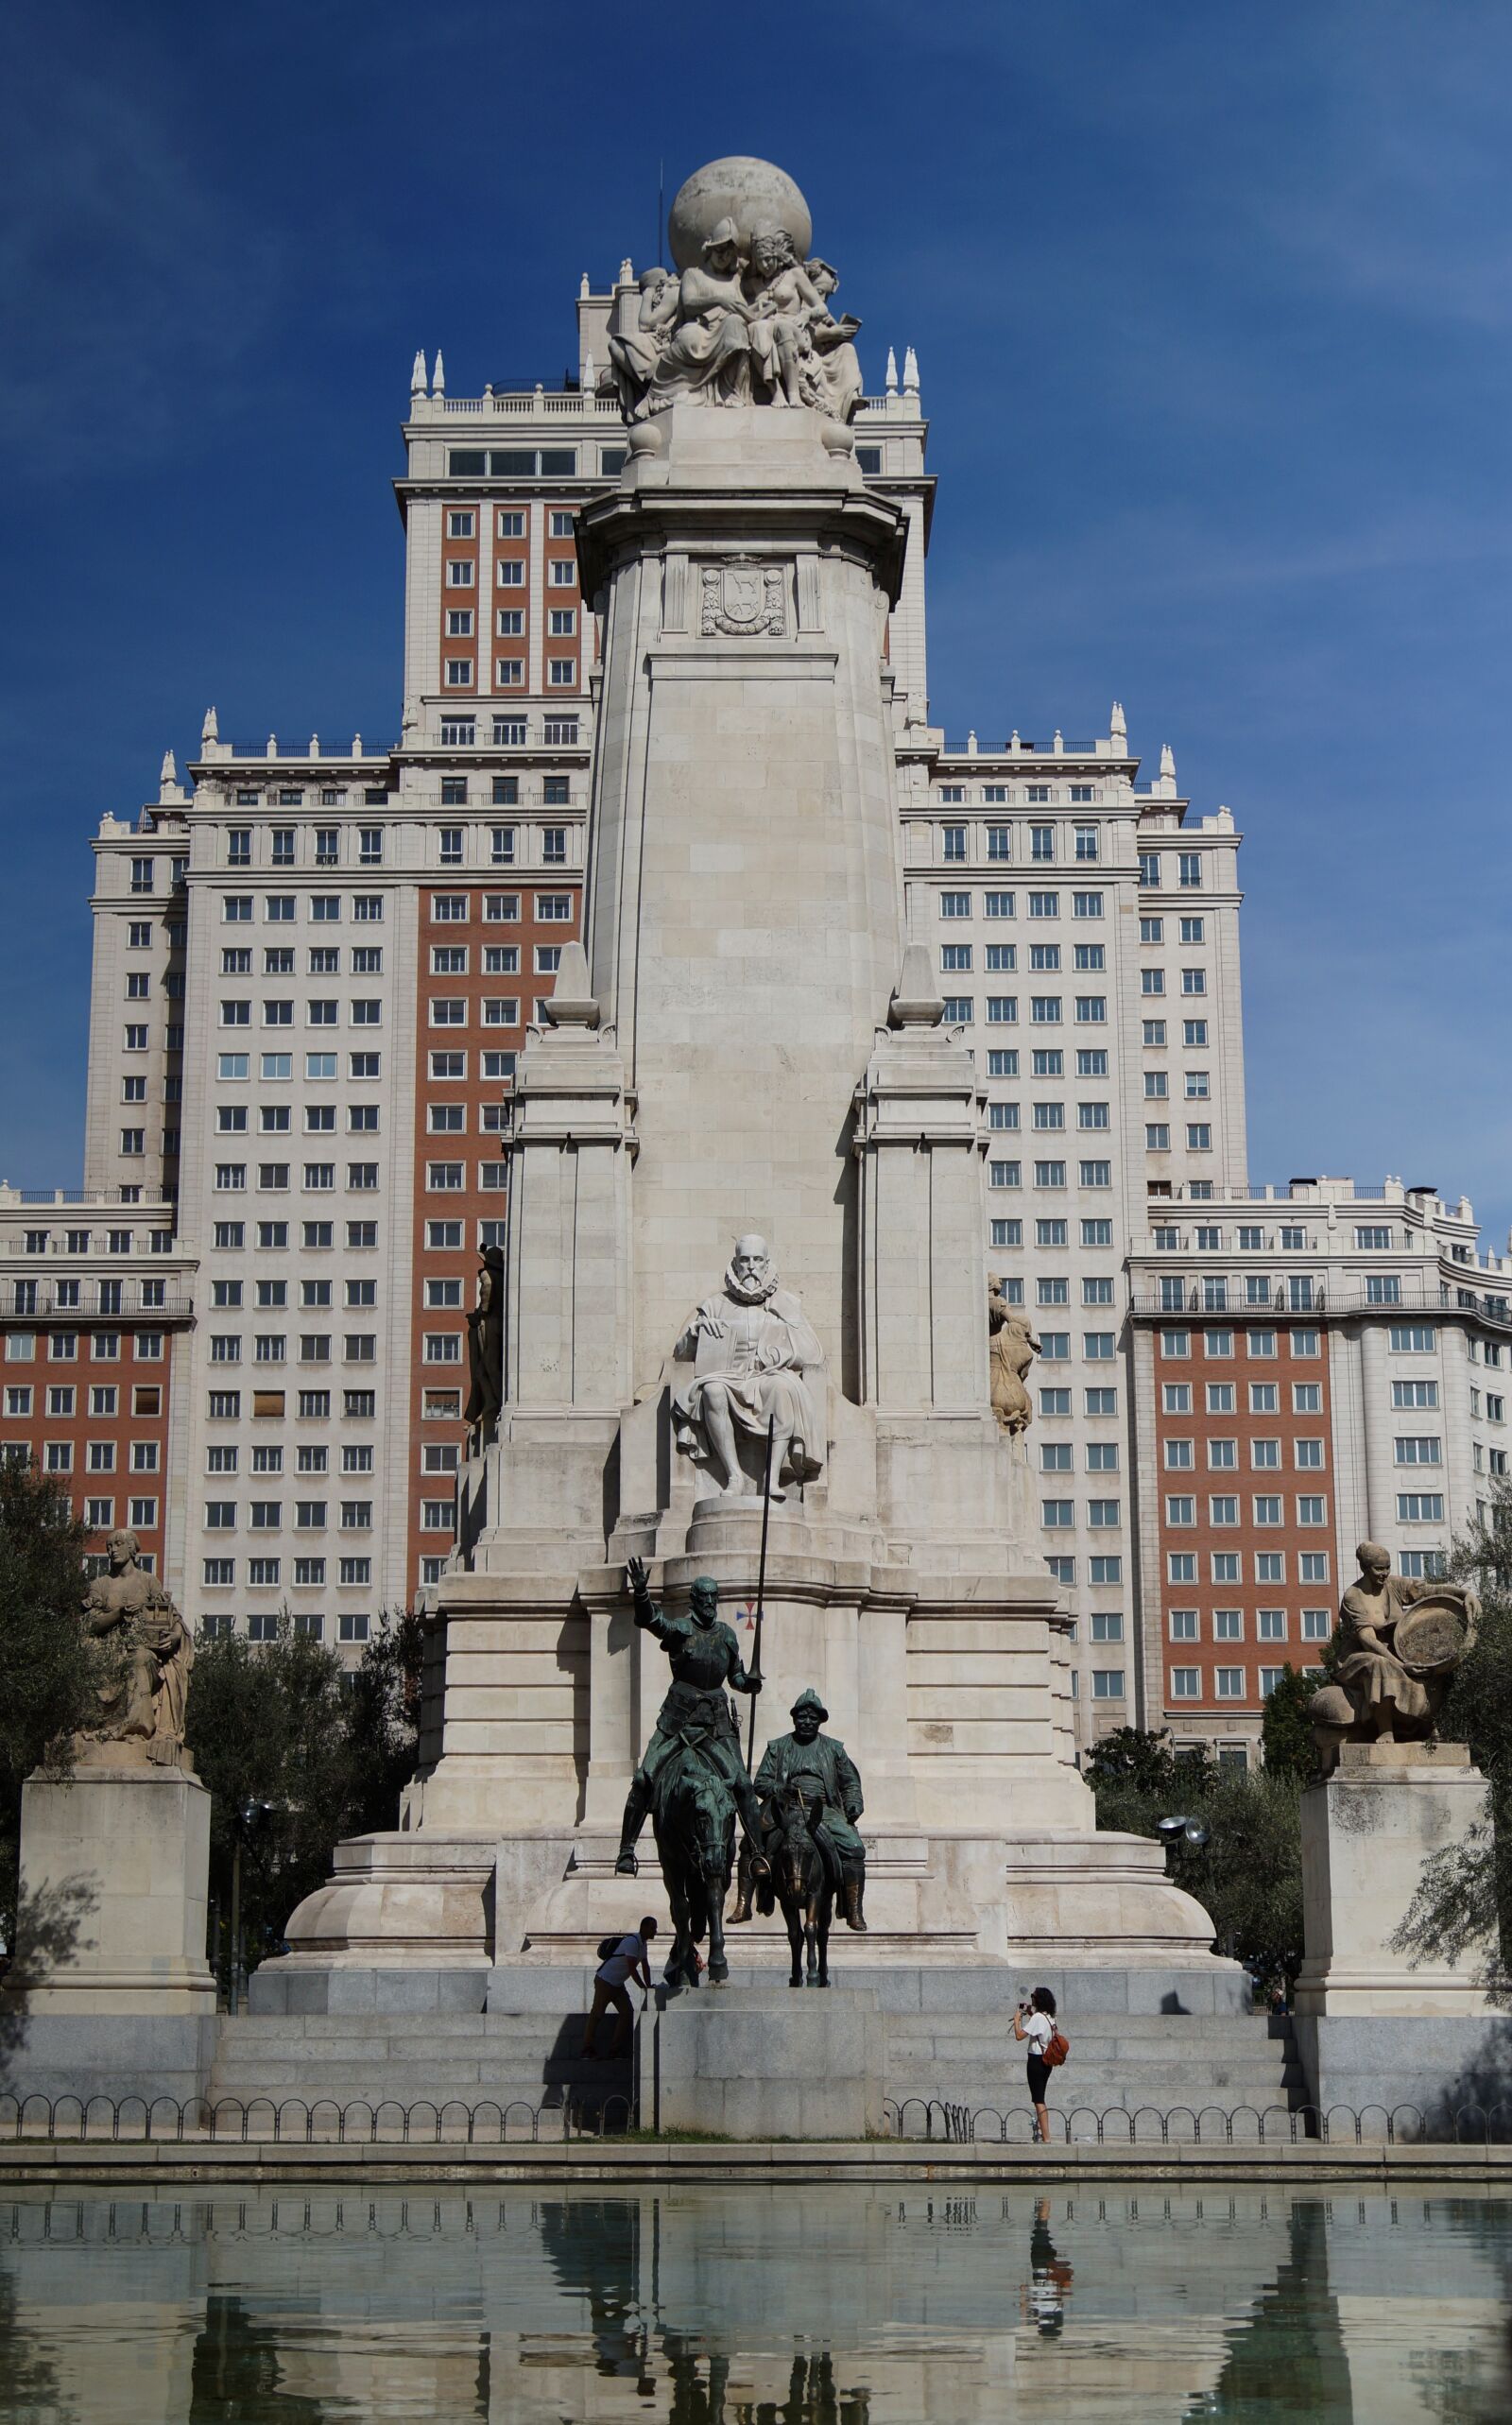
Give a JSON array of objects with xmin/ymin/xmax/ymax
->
[
  {"xmin": 0, "ymin": 2091, "xmax": 634, "ymax": 2145},
  {"xmin": 883, "ymin": 2097, "xmax": 1512, "ymax": 2145},
  {"xmin": 5, "ymin": 2089, "xmax": 1512, "ymax": 2148}
]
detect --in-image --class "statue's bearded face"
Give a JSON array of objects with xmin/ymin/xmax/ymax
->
[{"xmin": 690, "ymin": 1582, "xmax": 719, "ymax": 1628}]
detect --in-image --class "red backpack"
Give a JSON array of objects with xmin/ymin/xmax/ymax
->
[{"xmin": 1042, "ymin": 2025, "xmax": 1070, "ymax": 2069}]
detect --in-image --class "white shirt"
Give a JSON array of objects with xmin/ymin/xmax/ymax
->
[
  {"xmin": 1023, "ymin": 2010, "xmax": 1054, "ymax": 2056},
  {"xmin": 596, "ymin": 1934, "xmax": 647, "ymax": 1987}
]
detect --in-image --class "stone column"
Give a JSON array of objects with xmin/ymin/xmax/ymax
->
[{"xmin": 576, "ymin": 404, "xmax": 908, "ymax": 1398}]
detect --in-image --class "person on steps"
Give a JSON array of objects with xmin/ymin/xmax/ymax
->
[{"xmin": 583, "ymin": 1918, "xmax": 657, "ymax": 2060}]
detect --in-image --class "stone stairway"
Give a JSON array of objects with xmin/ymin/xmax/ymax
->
[
  {"xmin": 882, "ymin": 2010, "xmax": 1304, "ymax": 2122},
  {"xmin": 206, "ymin": 2009, "xmax": 633, "ymax": 2127},
  {"xmin": 206, "ymin": 1996, "xmax": 1302, "ymax": 2134}
]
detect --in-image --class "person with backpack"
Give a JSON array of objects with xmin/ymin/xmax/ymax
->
[
  {"xmin": 1013, "ymin": 1986, "xmax": 1067, "ymax": 2142},
  {"xmin": 583, "ymin": 1918, "xmax": 658, "ymax": 2059}
]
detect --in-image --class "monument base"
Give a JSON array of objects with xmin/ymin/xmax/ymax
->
[
  {"xmin": 1293, "ymin": 1743, "xmax": 1503, "ymax": 2125},
  {"xmin": 638, "ymin": 1983, "xmax": 885, "ymax": 2139},
  {"xmin": 1293, "ymin": 2012, "xmax": 1512, "ymax": 2135},
  {"xmin": 2, "ymin": 1762, "xmax": 217, "ymax": 2104}
]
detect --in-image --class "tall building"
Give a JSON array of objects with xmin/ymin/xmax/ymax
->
[
  {"xmin": 1126, "ymin": 1175, "xmax": 1510, "ymax": 1762},
  {"xmin": 7, "ymin": 260, "xmax": 1498, "ymax": 1743}
]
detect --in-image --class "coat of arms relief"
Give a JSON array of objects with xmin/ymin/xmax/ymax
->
[{"xmin": 700, "ymin": 559, "xmax": 788, "ymax": 637}]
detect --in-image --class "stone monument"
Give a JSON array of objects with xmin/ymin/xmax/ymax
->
[
  {"xmin": 257, "ymin": 157, "xmax": 1238, "ymax": 2066},
  {"xmin": 1294, "ymin": 1543, "xmax": 1503, "ymax": 2125},
  {"xmin": 5, "ymin": 1534, "xmax": 215, "ymax": 2101}
]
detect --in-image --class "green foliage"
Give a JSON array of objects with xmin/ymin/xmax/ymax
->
[
  {"xmin": 1392, "ymin": 1488, "xmax": 1512, "ymax": 1997},
  {"xmin": 1088, "ymin": 1727, "xmax": 1304, "ymax": 1986},
  {"xmin": 1083, "ymin": 1725, "xmax": 1186, "ymax": 1802},
  {"xmin": 1260, "ymin": 1664, "xmax": 1323, "ymax": 1784},
  {"xmin": 191, "ymin": 1609, "xmax": 422, "ymax": 1977},
  {"xmin": 0, "ymin": 1462, "xmax": 103, "ymax": 1943}
]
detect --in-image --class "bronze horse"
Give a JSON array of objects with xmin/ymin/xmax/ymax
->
[{"xmin": 652, "ymin": 1728, "xmax": 737, "ymax": 1988}]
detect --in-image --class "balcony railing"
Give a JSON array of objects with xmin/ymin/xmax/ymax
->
[
  {"xmin": 0, "ymin": 1189, "xmax": 176, "ymax": 1209},
  {"xmin": 2, "ymin": 1281, "xmax": 193, "ymax": 1322},
  {"xmin": 1130, "ymin": 1277, "xmax": 1512, "ymax": 1332}
]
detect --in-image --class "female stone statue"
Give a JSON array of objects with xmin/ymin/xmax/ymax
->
[
  {"xmin": 802, "ymin": 257, "xmax": 864, "ymax": 421},
  {"xmin": 988, "ymin": 1281, "xmax": 1040, "ymax": 1436},
  {"xmin": 644, "ymin": 219, "xmax": 755, "ymax": 411}
]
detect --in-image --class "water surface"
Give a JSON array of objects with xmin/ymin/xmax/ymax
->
[{"xmin": 1, "ymin": 2180, "xmax": 1509, "ymax": 2421}]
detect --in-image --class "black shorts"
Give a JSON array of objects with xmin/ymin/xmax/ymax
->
[{"xmin": 1026, "ymin": 2054, "xmax": 1052, "ymax": 2103}]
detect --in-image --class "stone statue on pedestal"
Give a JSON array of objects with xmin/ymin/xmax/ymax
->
[
  {"xmin": 988, "ymin": 1281, "xmax": 1040, "ymax": 1436},
  {"xmin": 1310, "ymin": 1539, "xmax": 1477, "ymax": 1773},
  {"xmin": 614, "ymin": 1558, "xmax": 767, "ymax": 1986},
  {"xmin": 464, "ymin": 1245, "xmax": 505, "ymax": 1436},
  {"xmin": 672, "ymin": 1235, "xmax": 825, "ymax": 1502},
  {"xmin": 78, "ymin": 1529, "xmax": 194, "ymax": 1767}
]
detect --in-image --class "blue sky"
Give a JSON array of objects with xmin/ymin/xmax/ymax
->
[{"xmin": 4, "ymin": 0, "xmax": 1509, "ymax": 1241}]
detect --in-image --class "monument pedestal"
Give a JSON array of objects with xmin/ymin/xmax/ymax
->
[
  {"xmin": 1294, "ymin": 1744, "xmax": 1511, "ymax": 2127},
  {"xmin": 3, "ymin": 1758, "xmax": 218, "ymax": 2103},
  {"xmin": 638, "ymin": 1983, "xmax": 885, "ymax": 2139}
]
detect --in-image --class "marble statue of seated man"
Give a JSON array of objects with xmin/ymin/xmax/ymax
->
[{"xmin": 671, "ymin": 1233, "xmax": 825, "ymax": 1501}]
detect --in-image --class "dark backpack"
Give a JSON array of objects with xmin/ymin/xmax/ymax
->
[{"xmin": 596, "ymin": 1934, "xmax": 622, "ymax": 1963}]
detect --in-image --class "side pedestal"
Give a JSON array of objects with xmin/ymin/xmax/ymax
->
[
  {"xmin": 1294, "ymin": 1744, "xmax": 1511, "ymax": 2127},
  {"xmin": 637, "ymin": 1983, "xmax": 885, "ymax": 2139},
  {"xmin": 2, "ymin": 1762, "xmax": 218, "ymax": 2104}
]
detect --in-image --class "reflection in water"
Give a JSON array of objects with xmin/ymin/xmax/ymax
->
[
  {"xmin": 1027, "ymin": 2195, "xmax": 1074, "ymax": 2338},
  {"xmin": 1200, "ymin": 2200, "xmax": 1352, "ymax": 2419},
  {"xmin": 189, "ymin": 2296, "xmax": 329, "ymax": 2424},
  {"xmin": 0, "ymin": 2182, "xmax": 1507, "ymax": 2422}
]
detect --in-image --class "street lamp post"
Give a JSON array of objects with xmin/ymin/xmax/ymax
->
[{"xmin": 228, "ymin": 1799, "xmax": 277, "ymax": 2016}]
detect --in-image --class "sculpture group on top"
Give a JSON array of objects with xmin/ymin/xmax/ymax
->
[{"xmin": 607, "ymin": 225, "xmax": 862, "ymax": 423}]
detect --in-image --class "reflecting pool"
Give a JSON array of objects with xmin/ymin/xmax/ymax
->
[{"xmin": 0, "ymin": 2181, "xmax": 1508, "ymax": 2421}]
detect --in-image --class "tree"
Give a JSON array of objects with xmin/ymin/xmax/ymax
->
[
  {"xmin": 189, "ymin": 1610, "xmax": 422, "ymax": 1982},
  {"xmin": 1084, "ymin": 1725, "xmax": 1188, "ymax": 1802},
  {"xmin": 1086, "ymin": 1727, "xmax": 1304, "ymax": 1986},
  {"xmin": 0, "ymin": 1462, "xmax": 103, "ymax": 1945},
  {"xmin": 1392, "ymin": 1486, "xmax": 1512, "ymax": 1998},
  {"xmin": 1260, "ymin": 1664, "xmax": 1322, "ymax": 1783}
]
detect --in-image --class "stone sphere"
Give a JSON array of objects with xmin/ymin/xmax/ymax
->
[{"xmin": 667, "ymin": 157, "xmax": 813, "ymax": 272}]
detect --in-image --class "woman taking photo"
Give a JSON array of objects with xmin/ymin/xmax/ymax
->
[{"xmin": 1013, "ymin": 1986, "xmax": 1059, "ymax": 2143}]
